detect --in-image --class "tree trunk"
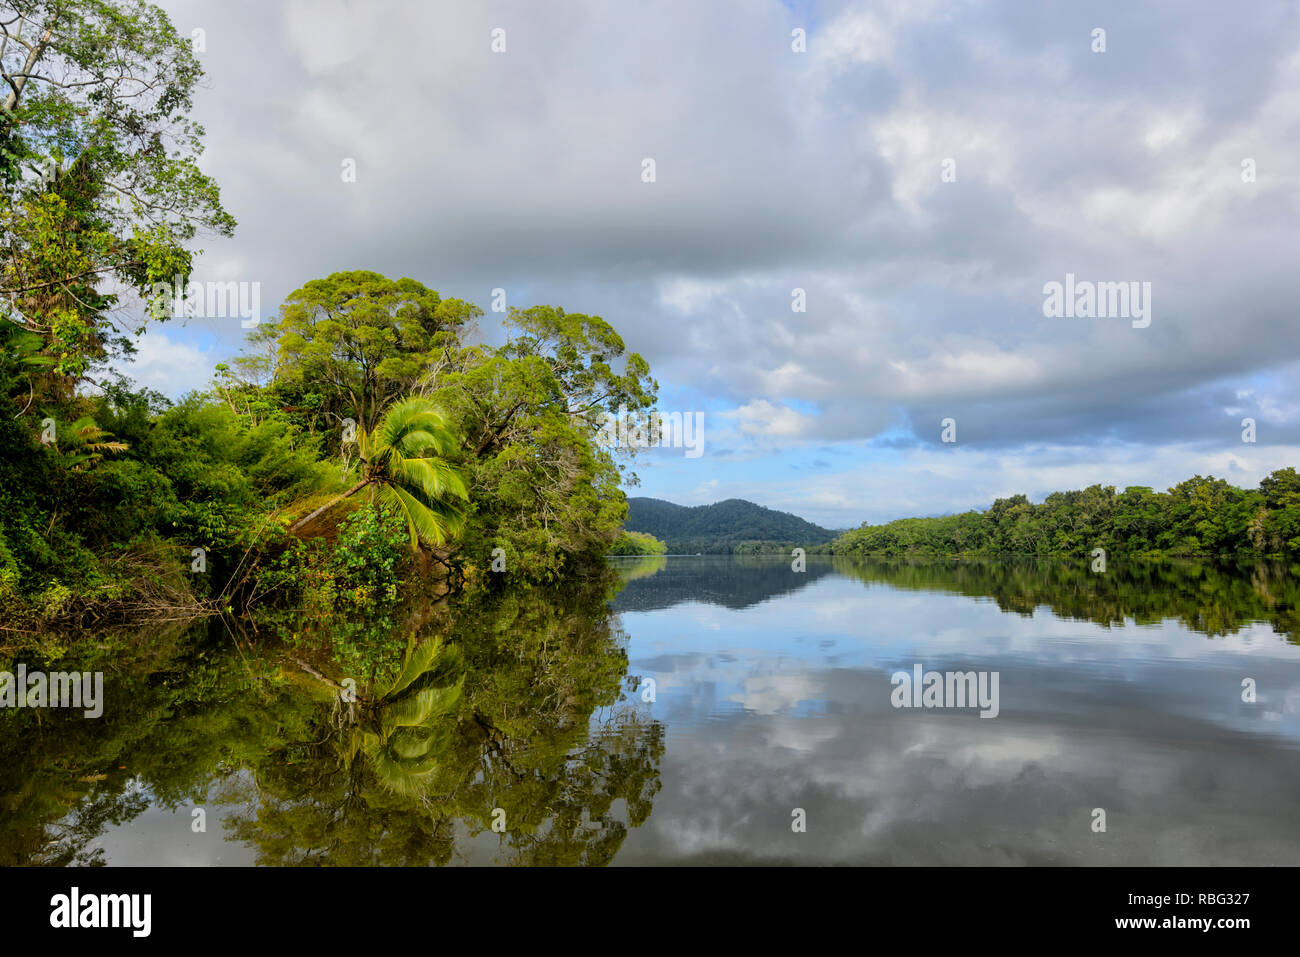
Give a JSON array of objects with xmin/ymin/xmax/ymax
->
[
  {"xmin": 289, "ymin": 479, "xmax": 370, "ymax": 533},
  {"xmin": 3, "ymin": 27, "xmax": 54, "ymax": 118}
]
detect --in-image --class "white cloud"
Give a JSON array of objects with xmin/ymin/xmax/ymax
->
[
  {"xmin": 730, "ymin": 399, "xmax": 816, "ymax": 439},
  {"xmin": 111, "ymin": 331, "xmax": 219, "ymax": 399}
]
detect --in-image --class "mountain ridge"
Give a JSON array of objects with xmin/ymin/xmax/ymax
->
[{"xmin": 624, "ymin": 496, "xmax": 839, "ymax": 554}]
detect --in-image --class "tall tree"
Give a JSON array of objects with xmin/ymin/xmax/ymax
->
[
  {"xmin": 267, "ymin": 271, "xmax": 480, "ymax": 436},
  {"xmin": 433, "ymin": 305, "xmax": 657, "ymax": 577},
  {"xmin": 0, "ymin": 0, "xmax": 233, "ymax": 391}
]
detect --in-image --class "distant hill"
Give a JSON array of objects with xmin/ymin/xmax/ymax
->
[{"xmin": 625, "ymin": 497, "xmax": 839, "ymax": 554}]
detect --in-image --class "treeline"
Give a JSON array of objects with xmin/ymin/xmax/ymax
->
[
  {"xmin": 0, "ymin": 271, "xmax": 656, "ymax": 627},
  {"xmin": 830, "ymin": 473, "xmax": 1300, "ymax": 558},
  {"xmin": 731, "ymin": 541, "xmax": 817, "ymax": 556}
]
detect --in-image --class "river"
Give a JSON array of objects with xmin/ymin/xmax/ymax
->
[{"xmin": 3, "ymin": 555, "xmax": 1298, "ymax": 865}]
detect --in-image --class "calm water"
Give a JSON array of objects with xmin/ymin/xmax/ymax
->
[{"xmin": 4, "ymin": 555, "xmax": 1300, "ymax": 865}]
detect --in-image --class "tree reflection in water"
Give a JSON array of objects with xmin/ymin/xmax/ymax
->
[{"xmin": 1, "ymin": 570, "xmax": 665, "ymax": 866}]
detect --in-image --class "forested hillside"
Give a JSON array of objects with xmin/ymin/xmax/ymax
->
[{"xmin": 625, "ymin": 497, "xmax": 837, "ymax": 553}]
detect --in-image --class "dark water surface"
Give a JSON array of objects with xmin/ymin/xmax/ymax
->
[{"xmin": 4, "ymin": 556, "xmax": 1299, "ymax": 865}]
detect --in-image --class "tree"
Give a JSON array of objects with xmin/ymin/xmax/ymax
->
[
  {"xmin": 433, "ymin": 305, "xmax": 657, "ymax": 578},
  {"xmin": 0, "ymin": 0, "xmax": 234, "ymax": 389},
  {"xmin": 456, "ymin": 304, "xmax": 655, "ymax": 458},
  {"xmin": 1113, "ymin": 486, "xmax": 1161, "ymax": 552},
  {"xmin": 290, "ymin": 396, "xmax": 468, "ymax": 551},
  {"xmin": 266, "ymin": 271, "xmax": 480, "ymax": 437},
  {"xmin": 1258, "ymin": 468, "xmax": 1300, "ymax": 553},
  {"xmin": 248, "ymin": 281, "xmax": 658, "ymax": 578},
  {"xmin": 608, "ymin": 530, "xmax": 666, "ymax": 555},
  {"xmin": 1260, "ymin": 468, "xmax": 1300, "ymax": 508}
]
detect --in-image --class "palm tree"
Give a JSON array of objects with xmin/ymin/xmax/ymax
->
[
  {"xmin": 345, "ymin": 637, "xmax": 466, "ymax": 797},
  {"xmin": 50, "ymin": 416, "xmax": 128, "ymax": 470},
  {"xmin": 290, "ymin": 397, "xmax": 468, "ymax": 550}
]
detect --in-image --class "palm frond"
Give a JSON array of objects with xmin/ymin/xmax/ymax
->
[
  {"xmin": 382, "ymin": 679, "xmax": 464, "ymax": 729},
  {"xmin": 390, "ymin": 455, "xmax": 469, "ymax": 502},
  {"xmin": 380, "ymin": 484, "xmax": 462, "ymax": 549},
  {"xmin": 386, "ymin": 637, "xmax": 462, "ymax": 698}
]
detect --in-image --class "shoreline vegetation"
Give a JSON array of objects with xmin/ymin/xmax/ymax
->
[
  {"xmin": 1, "ymin": 271, "xmax": 658, "ymax": 633},
  {"xmin": 824, "ymin": 472, "xmax": 1300, "ymax": 560},
  {"xmin": 608, "ymin": 531, "xmax": 668, "ymax": 556}
]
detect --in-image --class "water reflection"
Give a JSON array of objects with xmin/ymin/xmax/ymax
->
[
  {"xmin": 613, "ymin": 554, "xmax": 1300, "ymax": 643},
  {"xmin": 831, "ymin": 557, "xmax": 1300, "ymax": 643},
  {"xmin": 0, "ymin": 572, "xmax": 663, "ymax": 866},
  {"xmin": 610, "ymin": 554, "xmax": 836, "ymax": 611},
  {"xmin": 610, "ymin": 557, "xmax": 1300, "ymax": 865},
  {"xmin": 4, "ymin": 556, "xmax": 1299, "ymax": 865}
]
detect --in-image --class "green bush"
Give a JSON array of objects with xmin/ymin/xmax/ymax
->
[{"xmin": 608, "ymin": 530, "xmax": 667, "ymax": 556}]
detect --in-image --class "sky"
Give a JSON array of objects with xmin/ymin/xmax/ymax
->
[{"xmin": 130, "ymin": 0, "xmax": 1300, "ymax": 529}]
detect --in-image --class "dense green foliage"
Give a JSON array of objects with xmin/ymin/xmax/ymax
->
[
  {"xmin": 608, "ymin": 530, "xmax": 667, "ymax": 555},
  {"xmin": 625, "ymin": 496, "xmax": 838, "ymax": 554},
  {"xmin": 254, "ymin": 502, "xmax": 419, "ymax": 620},
  {"xmin": 236, "ymin": 279, "xmax": 658, "ymax": 583},
  {"xmin": 425, "ymin": 303, "xmax": 656, "ymax": 580},
  {"xmin": 0, "ymin": 4, "xmax": 662, "ymax": 624},
  {"xmin": 1, "ymin": 266, "xmax": 658, "ymax": 624},
  {"xmin": 1, "ymin": 0, "xmax": 234, "ymax": 386},
  {"xmin": 253, "ymin": 271, "xmax": 478, "ymax": 438},
  {"xmin": 830, "ymin": 472, "xmax": 1300, "ymax": 559},
  {"xmin": 290, "ymin": 395, "xmax": 468, "ymax": 551},
  {"xmin": 0, "ymin": 5, "xmax": 655, "ymax": 619},
  {"xmin": 0, "ymin": 389, "xmax": 337, "ymax": 623}
]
